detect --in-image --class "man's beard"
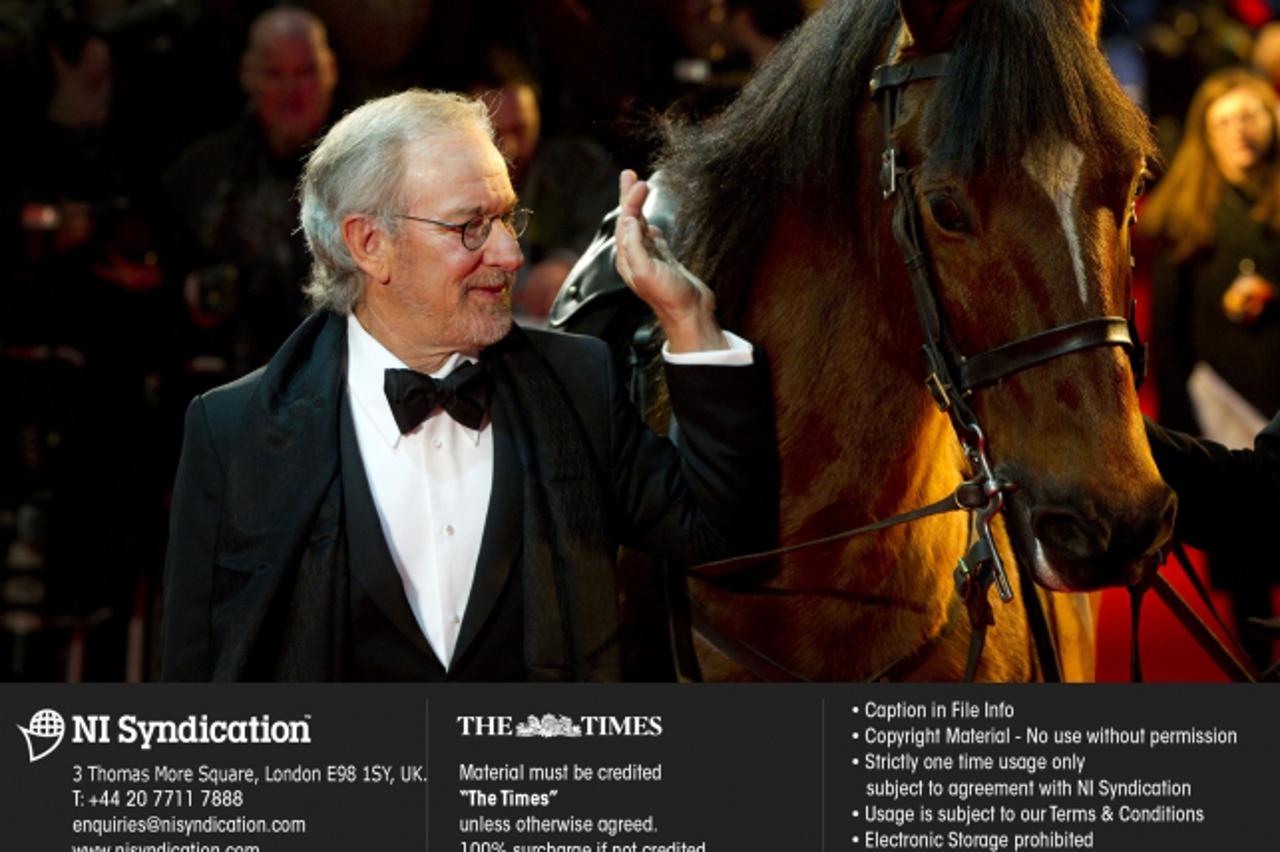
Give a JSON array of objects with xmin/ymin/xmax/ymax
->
[{"xmin": 453, "ymin": 270, "xmax": 514, "ymax": 347}]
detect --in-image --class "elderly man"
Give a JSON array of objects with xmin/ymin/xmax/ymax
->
[{"xmin": 161, "ymin": 89, "xmax": 777, "ymax": 681}]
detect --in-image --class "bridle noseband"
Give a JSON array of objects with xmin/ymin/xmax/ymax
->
[{"xmin": 869, "ymin": 52, "xmax": 1147, "ymax": 616}]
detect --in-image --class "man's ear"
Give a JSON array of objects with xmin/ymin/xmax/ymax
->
[{"xmin": 342, "ymin": 214, "xmax": 393, "ymax": 285}]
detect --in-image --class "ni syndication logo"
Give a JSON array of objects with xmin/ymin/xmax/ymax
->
[
  {"xmin": 18, "ymin": 708, "xmax": 66, "ymax": 763},
  {"xmin": 16, "ymin": 708, "xmax": 312, "ymax": 763}
]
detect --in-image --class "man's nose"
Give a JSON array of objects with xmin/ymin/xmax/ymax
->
[{"xmin": 484, "ymin": 220, "xmax": 524, "ymax": 270}]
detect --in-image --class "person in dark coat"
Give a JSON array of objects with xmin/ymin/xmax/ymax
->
[
  {"xmin": 1146, "ymin": 413, "xmax": 1280, "ymax": 560},
  {"xmin": 163, "ymin": 7, "xmax": 339, "ymax": 384},
  {"xmin": 1146, "ymin": 410, "xmax": 1280, "ymax": 665},
  {"xmin": 160, "ymin": 89, "xmax": 778, "ymax": 682}
]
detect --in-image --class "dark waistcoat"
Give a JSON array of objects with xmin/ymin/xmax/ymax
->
[{"xmin": 339, "ymin": 395, "xmax": 526, "ymax": 681}]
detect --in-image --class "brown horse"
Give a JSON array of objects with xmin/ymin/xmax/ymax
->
[{"xmin": 556, "ymin": 0, "xmax": 1177, "ymax": 681}]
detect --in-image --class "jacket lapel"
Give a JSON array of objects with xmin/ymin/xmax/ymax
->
[{"xmin": 452, "ymin": 381, "xmax": 523, "ymax": 666}]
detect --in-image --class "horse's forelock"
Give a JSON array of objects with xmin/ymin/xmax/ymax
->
[
  {"xmin": 927, "ymin": 0, "xmax": 1157, "ymax": 176},
  {"xmin": 660, "ymin": 0, "xmax": 1155, "ymax": 327}
]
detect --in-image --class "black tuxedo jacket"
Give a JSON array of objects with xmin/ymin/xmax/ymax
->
[
  {"xmin": 1146, "ymin": 412, "xmax": 1280, "ymax": 560},
  {"xmin": 161, "ymin": 311, "xmax": 777, "ymax": 680}
]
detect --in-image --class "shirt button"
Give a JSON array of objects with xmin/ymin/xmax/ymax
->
[
  {"xmin": 433, "ymin": 439, "xmax": 444, "ymax": 450},
  {"xmin": 444, "ymin": 524, "xmax": 454, "ymax": 537},
  {"xmin": 453, "ymin": 614, "xmax": 462, "ymax": 625}
]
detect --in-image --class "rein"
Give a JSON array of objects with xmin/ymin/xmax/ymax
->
[
  {"xmin": 680, "ymin": 473, "xmax": 1048, "ymax": 682},
  {"xmin": 1127, "ymin": 544, "xmax": 1259, "ymax": 683}
]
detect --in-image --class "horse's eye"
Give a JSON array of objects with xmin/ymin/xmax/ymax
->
[
  {"xmin": 1132, "ymin": 167, "xmax": 1153, "ymax": 200},
  {"xmin": 1127, "ymin": 169, "xmax": 1151, "ymax": 224},
  {"xmin": 928, "ymin": 194, "xmax": 970, "ymax": 233}
]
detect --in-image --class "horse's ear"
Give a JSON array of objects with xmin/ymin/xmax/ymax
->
[
  {"xmin": 899, "ymin": 0, "xmax": 974, "ymax": 54},
  {"xmin": 1078, "ymin": 0, "xmax": 1103, "ymax": 43}
]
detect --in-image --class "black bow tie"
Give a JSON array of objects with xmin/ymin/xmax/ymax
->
[{"xmin": 384, "ymin": 361, "xmax": 491, "ymax": 433}]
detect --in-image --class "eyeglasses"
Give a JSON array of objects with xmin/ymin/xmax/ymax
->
[{"xmin": 395, "ymin": 207, "xmax": 532, "ymax": 251}]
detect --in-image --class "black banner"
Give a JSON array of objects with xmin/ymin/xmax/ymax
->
[{"xmin": 1, "ymin": 685, "xmax": 1275, "ymax": 851}]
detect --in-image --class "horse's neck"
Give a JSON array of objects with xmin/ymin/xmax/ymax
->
[
  {"xmin": 708, "ymin": 211, "xmax": 984, "ymax": 681},
  {"xmin": 741, "ymin": 206, "xmax": 966, "ymax": 543}
]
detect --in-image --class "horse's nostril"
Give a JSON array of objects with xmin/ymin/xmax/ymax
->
[
  {"xmin": 1032, "ymin": 508, "xmax": 1111, "ymax": 564},
  {"xmin": 1019, "ymin": 486, "xmax": 1178, "ymax": 589}
]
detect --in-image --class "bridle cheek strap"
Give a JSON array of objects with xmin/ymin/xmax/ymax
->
[{"xmin": 873, "ymin": 50, "xmax": 1143, "ymax": 681}]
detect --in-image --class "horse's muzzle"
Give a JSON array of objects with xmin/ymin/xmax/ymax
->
[{"xmin": 1007, "ymin": 483, "xmax": 1177, "ymax": 590}]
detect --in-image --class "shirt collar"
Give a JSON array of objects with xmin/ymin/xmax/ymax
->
[{"xmin": 345, "ymin": 314, "xmax": 482, "ymax": 447}]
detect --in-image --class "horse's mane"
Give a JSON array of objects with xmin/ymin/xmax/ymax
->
[{"xmin": 659, "ymin": 0, "xmax": 1157, "ymax": 320}]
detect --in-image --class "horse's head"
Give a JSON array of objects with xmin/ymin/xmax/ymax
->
[{"xmin": 878, "ymin": 0, "xmax": 1175, "ymax": 590}]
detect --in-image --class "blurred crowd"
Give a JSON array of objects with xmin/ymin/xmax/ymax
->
[{"xmin": 0, "ymin": 0, "xmax": 1277, "ymax": 681}]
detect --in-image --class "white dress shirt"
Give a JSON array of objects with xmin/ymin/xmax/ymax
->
[{"xmin": 345, "ymin": 314, "xmax": 751, "ymax": 670}]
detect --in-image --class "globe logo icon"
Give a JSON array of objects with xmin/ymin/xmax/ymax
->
[{"xmin": 18, "ymin": 708, "xmax": 65, "ymax": 763}]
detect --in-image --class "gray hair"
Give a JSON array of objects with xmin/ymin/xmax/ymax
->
[{"xmin": 299, "ymin": 89, "xmax": 494, "ymax": 314}]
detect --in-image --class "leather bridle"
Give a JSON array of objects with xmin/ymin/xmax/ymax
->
[{"xmin": 868, "ymin": 50, "xmax": 1147, "ymax": 618}]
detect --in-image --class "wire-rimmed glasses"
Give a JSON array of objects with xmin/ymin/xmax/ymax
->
[{"xmin": 395, "ymin": 207, "xmax": 532, "ymax": 251}]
